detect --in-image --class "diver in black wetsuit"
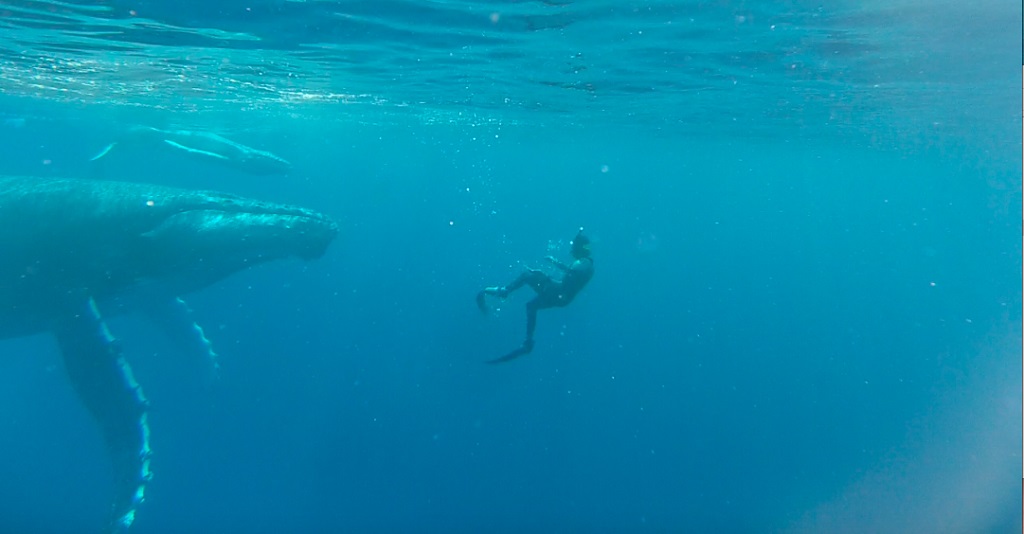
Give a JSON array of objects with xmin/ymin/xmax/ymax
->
[{"xmin": 476, "ymin": 228, "xmax": 595, "ymax": 363}]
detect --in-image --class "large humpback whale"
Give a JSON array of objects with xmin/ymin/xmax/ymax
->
[
  {"xmin": 91, "ymin": 126, "xmax": 293, "ymax": 176},
  {"xmin": 0, "ymin": 176, "xmax": 337, "ymax": 532}
]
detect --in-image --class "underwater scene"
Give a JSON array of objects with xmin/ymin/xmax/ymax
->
[{"xmin": 0, "ymin": 1, "xmax": 1021, "ymax": 532}]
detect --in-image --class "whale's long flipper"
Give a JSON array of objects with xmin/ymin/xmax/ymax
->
[
  {"xmin": 53, "ymin": 297, "xmax": 152, "ymax": 534},
  {"xmin": 162, "ymin": 139, "xmax": 230, "ymax": 162},
  {"xmin": 141, "ymin": 297, "xmax": 220, "ymax": 385},
  {"xmin": 90, "ymin": 142, "xmax": 119, "ymax": 161}
]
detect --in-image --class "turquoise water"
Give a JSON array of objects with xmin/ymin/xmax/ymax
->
[{"xmin": 0, "ymin": 1, "xmax": 1021, "ymax": 532}]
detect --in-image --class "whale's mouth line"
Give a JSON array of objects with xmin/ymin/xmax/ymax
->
[
  {"xmin": 140, "ymin": 201, "xmax": 338, "ymax": 261},
  {"xmin": 175, "ymin": 206, "xmax": 330, "ymax": 222},
  {"xmin": 144, "ymin": 195, "xmax": 336, "ymax": 228},
  {"xmin": 146, "ymin": 208, "xmax": 338, "ymax": 239}
]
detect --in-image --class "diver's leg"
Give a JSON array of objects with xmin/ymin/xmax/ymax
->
[
  {"xmin": 524, "ymin": 289, "xmax": 562, "ymax": 346},
  {"xmin": 525, "ymin": 299, "xmax": 539, "ymax": 343},
  {"xmin": 478, "ymin": 271, "xmax": 550, "ymax": 314},
  {"xmin": 494, "ymin": 270, "xmax": 549, "ymax": 296},
  {"xmin": 480, "ymin": 271, "xmax": 540, "ymax": 301},
  {"xmin": 483, "ymin": 294, "xmax": 549, "ymax": 363}
]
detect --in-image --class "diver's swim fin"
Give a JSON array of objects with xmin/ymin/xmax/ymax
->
[
  {"xmin": 486, "ymin": 339, "xmax": 534, "ymax": 364},
  {"xmin": 476, "ymin": 287, "xmax": 509, "ymax": 314}
]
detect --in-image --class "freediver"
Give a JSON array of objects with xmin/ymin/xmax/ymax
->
[{"xmin": 476, "ymin": 228, "xmax": 594, "ymax": 363}]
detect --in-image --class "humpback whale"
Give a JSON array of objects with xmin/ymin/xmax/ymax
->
[
  {"xmin": 91, "ymin": 126, "xmax": 293, "ymax": 176},
  {"xmin": 0, "ymin": 176, "xmax": 337, "ymax": 532}
]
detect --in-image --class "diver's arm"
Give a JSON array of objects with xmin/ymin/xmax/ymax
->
[{"xmin": 545, "ymin": 256, "xmax": 571, "ymax": 272}]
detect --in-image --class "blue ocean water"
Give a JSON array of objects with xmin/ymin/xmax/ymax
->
[{"xmin": 0, "ymin": 1, "xmax": 1021, "ymax": 532}]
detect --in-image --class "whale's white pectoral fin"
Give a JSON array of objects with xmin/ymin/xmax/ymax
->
[
  {"xmin": 142, "ymin": 297, "xmax": 221, "ymax": 386},
  {"xmin": 53, "ymin": 297, "xmax": 151, "ymax": 534},
  {"xmin": 162, "ymin": 140, "xmax": 230, "ymax": 161},
  {"xmin": 90, "ymin": 142, "xmax": 119, "ymax": 161}
]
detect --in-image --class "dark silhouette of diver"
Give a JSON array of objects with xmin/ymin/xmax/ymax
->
[{"xmin": 476, "ymin": 228, "xmax": 594, "ymax": 363}]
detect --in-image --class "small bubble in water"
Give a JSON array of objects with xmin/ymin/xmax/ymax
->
[{"xmin": 600, "ymin": 164, "xmax": 610, "ymax": 173}]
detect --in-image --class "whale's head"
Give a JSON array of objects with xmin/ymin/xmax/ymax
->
[
  {"xmin": 134, "ymin": 189, "xmax": 337, "ymax": 293},
  {"xmin": 0, "ymin": 176, "xmax": 337, "ymax": 335}
]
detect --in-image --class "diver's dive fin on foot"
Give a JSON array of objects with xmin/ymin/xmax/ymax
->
[
  {"xmin": 476, "ymin": 287, "xmax": 508, "ymax": 315},
  {"xmin": 486, "ymin": 339, "xmax": 534, "ymax": 364}
]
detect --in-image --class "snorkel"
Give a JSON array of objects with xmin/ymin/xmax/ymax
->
[{"xmin": 570, "ymin": 227, "xmax": 591, "ymax": 259}]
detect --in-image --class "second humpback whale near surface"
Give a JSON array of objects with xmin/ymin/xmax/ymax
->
[
  {"xmin": 0, "ymin": 175, "xmax": 336, "ymax": 532},
  {"xmin": 91, "ymin": 125, "xmax": 293, "ymax": 176}
]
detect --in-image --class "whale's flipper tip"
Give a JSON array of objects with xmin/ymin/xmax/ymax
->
[{"xmin": 90, "ymin": 142, "xmax": 118, "ymax": 161}]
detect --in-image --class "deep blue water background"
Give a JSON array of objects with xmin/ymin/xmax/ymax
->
[{"xmin": 0, "ymin": 1, "xmax": 1022, "ymax": 533}]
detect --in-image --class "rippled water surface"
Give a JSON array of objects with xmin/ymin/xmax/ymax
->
[{"xmin": 1, "ymin": 0, "xmax": 1015, "ymax": 139}]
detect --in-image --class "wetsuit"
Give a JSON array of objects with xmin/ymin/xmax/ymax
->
[
  {"xmin": 478, "ymin": 255, "xmax": 593, "ymax": 362},
  {"xmin": 509, "ymin": 256, "xmax": 594, "ymax": 342}
]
